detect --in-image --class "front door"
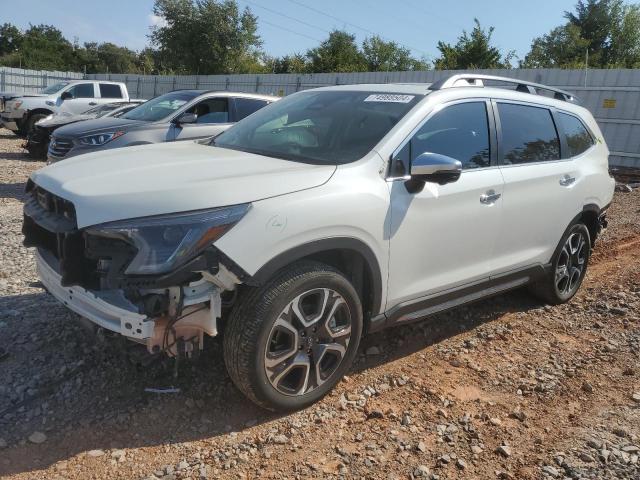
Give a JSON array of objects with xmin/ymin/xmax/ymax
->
[
  {"xmin": 169, "ymin": 97, "xmax": 232, "ymax": 141},
  {"xmin": 386, "ymin": 100, "xmax": 504, "ymax": 309}
]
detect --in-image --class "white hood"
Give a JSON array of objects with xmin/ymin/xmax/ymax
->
[{"xmin": 31, "ymin": 142, "xmax": 336, "ymax": 228}]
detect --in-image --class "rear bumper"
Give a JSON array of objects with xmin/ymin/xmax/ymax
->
[{"xmin": 36, "ymin": 249, "xmax": 154, "ymax": 341}]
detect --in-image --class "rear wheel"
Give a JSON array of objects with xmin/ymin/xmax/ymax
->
[
  {"xmin": 529, "ymin": 223, "xmax": 591, "ymax": 304},
  {"xmin": 223, "ymin": 261, "xmax": 363, "ymax": 411}
]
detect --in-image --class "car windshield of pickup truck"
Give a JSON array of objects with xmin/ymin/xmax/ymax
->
[
  {"xmin": 41, "ymin": 82, "xmax": 69, "ymax": 94},
  {"xmin": 121, "ymin": 91, "xmax": 198, "ymax": 122},
  {"xmin": 213, "ymin": 90, "xmax": 422, "ymax": 164}
]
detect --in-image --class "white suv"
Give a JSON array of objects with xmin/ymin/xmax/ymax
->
[{"xmin": 22, "ymin": 75, "xmax": 614, "ymax": 411}]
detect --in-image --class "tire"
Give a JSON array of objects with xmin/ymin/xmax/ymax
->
[
  {"xmin": 26, "ymin": 139, "xmax": 48, "ymax": 160},
  {"xmin": 25, "ymin": 114, "xmax": 48, "ymax": 137},
  {"xmin": 529, "ymin": 222, "xmax": 591, "ymax": 305},
  {"xmin": 223, "ymin": 260, "xmax": 363, "ymax": 411}
]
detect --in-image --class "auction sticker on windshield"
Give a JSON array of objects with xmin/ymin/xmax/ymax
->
[{"xmin": 364, "ymin": 94, "xmax": 415, "ymax": 103}]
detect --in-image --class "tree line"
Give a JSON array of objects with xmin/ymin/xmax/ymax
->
[{"xmin": 1, "ymin": 0, "xmax": 639, "ymax": 75}]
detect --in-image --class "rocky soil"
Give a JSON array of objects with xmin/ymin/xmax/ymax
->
[{"xmin": 0, "ymin": 128, "xmax": 638, "ymax": 479}]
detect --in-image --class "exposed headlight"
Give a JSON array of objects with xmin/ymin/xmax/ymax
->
[
  {"xmin": 86, "ymin": 204, "xmax": 250, "ymax": 275},
  {"xmin": 13, "ymin": 100, "xmax": 23, "ymax": 109},
  {"xmin": 36, "ymin": 114, "xmax": 54, "ymax": 125},
  {"xmin": 78, "ymin": 131, "xmax": 125, "ymax": 146}
]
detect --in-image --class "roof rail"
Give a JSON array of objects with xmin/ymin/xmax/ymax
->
[{"xmin": 429, "ymin": 74, "xmax": 579, "ymax": 104}]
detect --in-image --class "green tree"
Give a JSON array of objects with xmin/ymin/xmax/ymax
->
[
  {"xmin": 150, "ymin": 0, "xmax": 262, "ymax": 74},
  {"xmin": 362, "ymin": 36, "xmax": 429, "ymax": 71},
  {"xmin": 522, "ymin": 0, "xmax": 640, "ymax": 68},
  {"xmin": 270, "ymin": 53, "xmax": 308, "ymax": 74},
  {"xmin": 17, "ymin": 24, "xmax": 76, "ymax": 70},
  {"xmin": 434, "ymin": 19, "xmax": 514, "ymax": 69},
  {"xmin": 306, "ymin": 30, "xmax": 366, "ymax": 73},
  {"xmin": 0, "ymin": 23, "xmax": 22, "ymax": 57}
]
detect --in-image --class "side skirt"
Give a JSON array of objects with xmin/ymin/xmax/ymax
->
[{"xmin": 368, "ymin": 264, "xmax": 549, "ymax": 334}]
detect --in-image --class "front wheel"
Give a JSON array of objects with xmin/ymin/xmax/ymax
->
[
  {"xmin": 529, "ymin": 223, "xmax": 591, "ymax": 304},
  {"xmin": 223, "ymin": 261, "xmax": 363, "ymax": 411}
]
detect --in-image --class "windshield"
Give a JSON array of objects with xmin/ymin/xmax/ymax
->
[
  {"xmin": 213, "ymin": 90, "xmax": 422, "ymax": 164},
  {"xmin": 121, "ymin": 91, "xmax": 198, "ymax": 122},
  {"xmin": 41, "ymin": 82, "xmax": 68, "ymax": 95}
]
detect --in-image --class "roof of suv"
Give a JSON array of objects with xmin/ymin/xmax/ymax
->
[{"xmin": 169, "ymin": 90, "xmax": 280, "ymax": 101}]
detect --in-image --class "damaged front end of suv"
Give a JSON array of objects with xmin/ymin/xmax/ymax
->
[{"xmin": 22, "ymin": 180, "xmax": 249, "ymax": 356}]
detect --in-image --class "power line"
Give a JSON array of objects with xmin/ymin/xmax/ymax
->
[
  {"xmin": 283, "ymin": 0, "xmax": 431, "ymax": 57},
  {"xmin": 259, "ymin": 18, "xmax": 323, "ymax": 43},
  {"xmin": 241, "ymin": 0, "xmax": 332, "ymax": 35},
  {"xmin": 395, "ymin": 0, "xmax": 466, "ymax": 31}
]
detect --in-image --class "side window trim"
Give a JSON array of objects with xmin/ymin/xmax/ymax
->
[
  {"xmin": 492, "ymin": 98, "xmax": 563, "ymax": 166},
  {"xmin": 550, "ymin": 108, "xmax": 569, "ymax": 160},
  {"xmin": 388, "ymin": 97, "xmax": 497, "ymax": 179}
]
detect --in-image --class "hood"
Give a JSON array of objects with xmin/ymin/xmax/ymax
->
[
  {"xmin": 38, "ymin": 113, "xmax": 95, "ymax": 128},
  {"xmin": 31, "ymin": 142, "xmax": 336, "ymax": 228},
  {"xmin": 53, "ymin": 116, "xmax": 145, "ymax": 137}
]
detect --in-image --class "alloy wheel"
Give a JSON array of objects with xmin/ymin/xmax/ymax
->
[
  {"xmin": 264, "ymin": 288, "xmax": 352, "ymax": 396},
  {"xmin": 555, "ymin": 231, "xmax": 587, "ymax": 296}
]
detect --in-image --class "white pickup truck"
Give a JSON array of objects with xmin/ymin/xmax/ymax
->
[{"xmin": 1, "ymin": 80, "xmax": 130, "ymax": 137}]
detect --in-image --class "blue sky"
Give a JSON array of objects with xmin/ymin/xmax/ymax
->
[{"xmin": 12, "ymin": 0, "xmax": 577, "ymax": 63}]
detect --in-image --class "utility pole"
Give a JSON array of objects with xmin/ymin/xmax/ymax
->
[{"xmin": 584, "ymin": 49, "xmax": 589, "ymax": 87}]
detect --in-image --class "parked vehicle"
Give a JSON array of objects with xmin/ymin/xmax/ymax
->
[
  {"xmin": 47, "ymin": 90, "xmax": 278, "ymax": 163},
  {"xmin": 1, "ymin": 80, "xmax": 130, "ymax": 137},
  {"xmin": 22, "ymin": 75, "xmax": 614, "ymax": 411},
  {"xmin": 26, "ymin": 101, "xmax": 145, "ymax": 159}
]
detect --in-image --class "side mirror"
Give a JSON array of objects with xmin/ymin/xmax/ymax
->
[
  {"xmin": 60, "ymin": 91, "xmax": 73, "ymax": 100},
  {"xmin": 175, "ymin": 112, "xmax": 197, "ymax": 125},
  {"xmin": 410, "ymin": 152, "xmax": 462, "ymax": 186}
]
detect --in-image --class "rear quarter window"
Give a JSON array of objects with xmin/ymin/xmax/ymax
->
[{"xmin": 558, "ymin": 112, "xmax": 594, "ymax": 158}]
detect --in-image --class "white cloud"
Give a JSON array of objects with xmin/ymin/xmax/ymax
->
[{"xmin": 148, "ymin": 14, "xmax": 167, "ymax": 28}]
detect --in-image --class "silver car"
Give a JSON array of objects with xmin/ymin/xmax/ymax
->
[{"xmin": 47, "ymin": 90, "xmax": 279, "ymax": 162}]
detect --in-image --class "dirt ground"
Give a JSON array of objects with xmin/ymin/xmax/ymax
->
[{"xmin": 0, "ymin": 128, "xmax": 638, "ymax": 480}]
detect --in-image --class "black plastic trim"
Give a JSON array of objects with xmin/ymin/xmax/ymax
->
[
  {"xmin": 249, "ymin": 237, "xmax": 383, "ymax": 316},
  {"xmin": 369, "ymin": 264, "xmax": 548, "ymax": 333}
]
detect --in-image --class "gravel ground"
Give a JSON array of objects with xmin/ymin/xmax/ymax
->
[{"xmin": 0, "ymin": 128, "xmax": 639, "ymax": 479}]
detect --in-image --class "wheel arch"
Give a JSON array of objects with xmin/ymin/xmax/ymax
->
[
  {"xmin": 26, "ymin": 108, "xmax": 54, "ymax": 119},
  {"xmin": 581, "ymin": 203, "xmax": 605, "ymax": 247},
  {"xmin": 248, "ymin": 238, "xmax": 384, "ymax": 325}
]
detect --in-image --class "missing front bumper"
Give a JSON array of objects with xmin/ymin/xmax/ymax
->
[{"xmin": 36, "ymin": 250, "xmax": 154, "ymax": 341}]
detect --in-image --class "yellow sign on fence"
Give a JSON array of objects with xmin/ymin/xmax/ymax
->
[{"xmin": 603, "ymin": 98, "xmax": 617, "ymax": 109}]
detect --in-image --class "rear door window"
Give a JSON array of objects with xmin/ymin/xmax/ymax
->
[
  {"xmin": 99, "ymin": 83, "xmax": 123, "ymax": 99},
  {"xmin": 234, "ymin": 98, "xmax": 270, "ymax": 121},
  {"xmin": 497, "ymin": 103, "xmax": 560, "ymax": 164},
  {"xmin": 558, "ymin": 112, "xmax": 594, "ymax": 157}
]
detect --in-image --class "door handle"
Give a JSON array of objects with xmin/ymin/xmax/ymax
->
[
  {"xmin": 559, "ymin": 175, "xmax": 576, "ymax": 187},
  {"xmin": 88, "ymin": 102, "xmax": 97, "ymax": 106},
  {"xmin": 480, "ymin": 190, "xmax": 501, "ymax": 204}
]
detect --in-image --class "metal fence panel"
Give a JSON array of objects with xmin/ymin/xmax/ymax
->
[{"xmin": 0, "ymin": 67, "xmax": 83, "ymax": 94}]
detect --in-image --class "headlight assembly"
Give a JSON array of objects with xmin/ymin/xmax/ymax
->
[
  {"xmin": 78, "ymin": 131, "xmax": 125, "ymax": 146},
  {"xmin": 86, "ymin": 204, "xmax": 250, "ymax": 275}
]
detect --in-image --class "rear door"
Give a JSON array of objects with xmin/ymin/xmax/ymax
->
[
  {"xmin": 386, "ymin": 99, "xmax": 505, "ymax": 308},
  {"xmin": 492, "ymin": 100, "xmax": 582, "ymax": 273},
  {"xmin": 169, "ymin": 97, "xmax": 232, "ymax": 141},
  {"xmin": 97, "ymin": 83, "xmax": 125, "ymax": 106}
]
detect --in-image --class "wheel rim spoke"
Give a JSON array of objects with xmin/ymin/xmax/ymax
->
[
  {"xmin": 264, "ymin": 287, "xmax": 352, "ymax": 397},
  {"xmin": 555, "ymin": 231, "xmax": 588, "ymax": 296}
]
